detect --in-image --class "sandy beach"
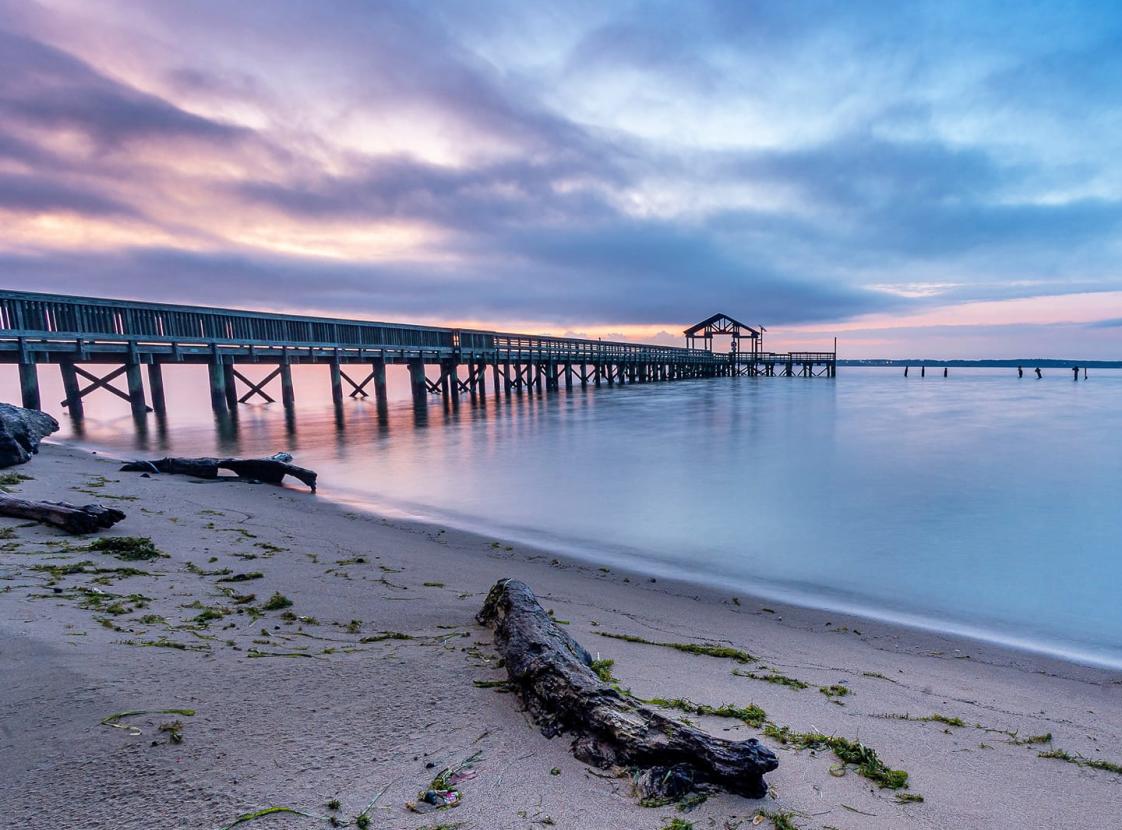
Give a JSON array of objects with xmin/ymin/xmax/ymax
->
[{"xmin": 1, "ymin": 443, "xmax": 1119, "ymax": 830}]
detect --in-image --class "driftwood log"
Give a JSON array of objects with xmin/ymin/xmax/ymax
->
[
  {"xmin": 120, "ymin": 452, "xmax": 317, "ymax": 491},
  {"xmin": 0, "ymin": 495, "xmax": 125, "ymax": 534},
  {"xmin": 477, "ymin": 579, "xmax": 778, "ymax": 800}
]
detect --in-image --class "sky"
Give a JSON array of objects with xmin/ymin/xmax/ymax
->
[{"xmin": 1, "ymin": 0, "xmax": 1121, "ymax": 358}]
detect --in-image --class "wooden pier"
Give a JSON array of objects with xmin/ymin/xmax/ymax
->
[{"xmin": 0, "ymin": 291, "xmax": 836, "ymax": 415}]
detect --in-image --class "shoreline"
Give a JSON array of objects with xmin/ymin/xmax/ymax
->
[
  {"xmin": 2, "ymin": 443, "xmax": 1120, "ymax": 829},
  {"xmin": 55, "ymin": 438, "xmax": 1122, "ymax": 675},
  {"xmin": 300, "ymin": 459, "xmax": 1122, "ymax": 677}
]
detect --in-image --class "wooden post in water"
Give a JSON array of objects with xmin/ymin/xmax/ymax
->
[
  {"xmin": 207, "ymin": 357, "xmax": 228, "ymax": 412},
  {"xmin": 222, "ymin": 360, "xmax": 238, "ymax": 411},
  {"xmin": 372, "ymin": 358, "xmax": 388, "ymax": 409},
  {"xmin": 60, "ymin": 360, "xmax": 83, "ymax": 417},
  {"xmin": 279, "ymin": 360, "xmax": 295, "ymax": 410},
  {"xmin": 408, "ymin": 358, "xmax": 427, "ymax": 407},
  {"xmin": 330, "ymin": 359, "xmax": 344, "ymax": 409},
  {"xmin": 18, "ymin": 359, "xmax": 40, "ymax": 410},
  {"xmin": 448, "ymin": 361, "xmax": 461, "ymax": 409},
  {"xmin": 147, "ymin": 363, "xmax": 166, "ymax": 414},
  {"xmin": 125, "ymin": 358, "xmax": 148, "ymax": 415}
]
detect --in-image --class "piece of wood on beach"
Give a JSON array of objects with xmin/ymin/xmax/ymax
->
[
  {"xmin": 120, "ymin": 452, "xmax": 317, "ymax": 491},
  {"xmin": 477, "ymin": 578, "xmax": 778, "ymax": 802},
  {"xmin": 0, "ymin": 494, "xmax": 126, "ymax": 534}
]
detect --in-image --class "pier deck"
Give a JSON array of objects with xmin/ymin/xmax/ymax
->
[{"xmin": 0, "ymin": 290, "xmax": 835, "ymax": 415}]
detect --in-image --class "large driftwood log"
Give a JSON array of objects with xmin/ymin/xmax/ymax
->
[
  {"xmin": 0, "ymin": 403, "xmax": 59, "ymax": 468},
  {"xmin": 120, "ymin": 452, "xmax": 317, "ymax": 491},
  {"xmin": 477, "ymin": 579, "xmax": 778, "ymax": 800},
  {"xmin": 0, "ymin": 495, "xmax": 126, "ymax": 534}
]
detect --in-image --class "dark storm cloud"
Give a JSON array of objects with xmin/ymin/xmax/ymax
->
[
  {"xmin": 0, "ymin": 172, "xmax": 137, "ymax": 217},
  {"xmin": 0, "ymin": 29, "xmax": 244, "ymax": 148},
  {"xmin": 0, "ymin": 238, "xmax": 884, "ymax": 328}
]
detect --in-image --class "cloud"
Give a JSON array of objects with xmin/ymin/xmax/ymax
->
[
  {"xmin": 0, "ymin": 29, "xmax": 244, "ymax": 149},
  {"xmin": 0, "ymin": 0, "xmax": 1120, "ymax": 352},
  {"xmin": 0, "ymin": 172, "xmax": 137, "ymax": 216}
]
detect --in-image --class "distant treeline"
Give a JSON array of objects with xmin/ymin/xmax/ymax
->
[{"xmin": 840, "ymin": 359, "xmax": 1122, "ymax": 369}]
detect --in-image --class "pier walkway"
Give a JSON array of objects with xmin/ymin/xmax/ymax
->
[{"xmin": 0, "ymin": 290, "xmax": 835, "ymax": 416}]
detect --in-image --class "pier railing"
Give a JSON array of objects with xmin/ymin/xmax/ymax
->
[
  {"xmin": 0, "ymin": 289, "xmax": 722, "ymax": 365},
  {"xmin": 0, "ymin": 289, "xmax": 454, "ymax": 351}
]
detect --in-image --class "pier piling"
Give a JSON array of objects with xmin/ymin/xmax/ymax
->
[
  {"xmin": 18, "ymin": 359, "xmax": 39, "ymax": 410},
  {"xmin": 125, "ymin": 358, "xmax": 149, "ymax": 415},
  {"xmin": 60, "ymin": 359, "xmax": 83, "ymax": 418},
  {"xmin": 279, "ymin": 361, "xmax": 295, "ymax": 410},
  {"xmin": 372, "ymin": 358, "xmax": 388, "ymax": 409},
  {"xmin": 148, "ymin": 363, "xmax": 167, "ymax": 415},
  {"xmin": 408, "ymin": 358, "xmax": 427, "ymax": 407},
  {"xmin": 221, "ymin": 360, "xmax": 238, "ymax": 411},
  {"xmin": 330, "ymin": 359, "xmax": 344, "ymax": 409},
  {"xmin": 207, "ymin": 358, "xmax": 228, "ymax": 413}
]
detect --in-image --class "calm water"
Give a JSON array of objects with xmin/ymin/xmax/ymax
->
[{"xmin": 9, "ymin": 365, "xmax": 1122, "ymax": 668}]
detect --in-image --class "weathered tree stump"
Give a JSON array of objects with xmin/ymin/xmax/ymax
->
[
  {"xmin": 120, "ymin": 452, "xmax": 317, "ymax": 491},
  {"xmin": 0, "ymin": 495, "xmax": 126, "ymax": 534},
  {"xmin": 477, "ymin": 579, "xmax": 778, "ymax": 800}
]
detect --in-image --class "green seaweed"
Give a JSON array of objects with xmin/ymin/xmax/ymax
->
[
  {"xmin": 0, "ymin": 472, "xmax": 32, "ymax": 492},
  {"xmin": 359, "ymin": 631, "xmax": 412, "ymax": 643},
  {"xmin": 101, "ymin": 708, "xmax": 195, "ymax": 735},
  {"xmin": 192, "ymin": 606, "xmax": 229, "ymax": 626},
  {"xmin": 883, "ymin": 713, "xmax": 965, "ymax": 727},
  {"xmin": 819, "ymin": 684, "xmax": 850, "ymax": 698},
  {"xmin": 86, "ymin": 536, "xmax": 165, "ymax": 561},
  {"xmin": 895, "ymin": 792, "xmax": 925, "ymax": 803},
  {"xmin": 755, "ymin": 811, "xmax": 801, "ymax": 830},
  {"xmin": 1008, "ymin": 732, "xmax": 1052, "ymax": 745},
  {"xmin": 763, "ymin": 723, "xmax": 909, "ymax": 789},
  {"xmin": 217, "ymin": 806, "xmax": 321, "ymax": 830},
  {"xmin": 159, "ymin": 720, "xmax": 184, "ymax": 743},
  {"xmin": 31, "ymin": 561, "xmax": 150, "ymax": 585},
  {"xmin": 589, "ymin": 657, "xmax": 618, "ymax": 683},
  {"xmin": 675, "ymin": 793, "xmax": 707, "ymax": 812},
  {"xmin": 261, "ymin": 592, "xmax": 292, "ymax": 611},
  {"xmin": 648, "ymin": 697, "xmax": 766, "ymax": 728},
  {"xmin": 120, "ymin": 637, "xmax": 209, "ymax": 651},
  {"xmin": 472, "ymin": 679, "xmax": 510, "ymax": 689},
  {"xmin": 214, "ymin": 569, "xmax": 260, "ymax": 583},
  {"xmin": 248, "ymin": 649, "xmax": 320, "ymax": 659},
  {"xmin": 597, "ymin": 631, "xmax": 754, "ymax": 663},
  {"xmin": 732, "ymin": 668, "xmax": 808, "ymax": 689},
  {"xmin": 1038, "ymin": 748, "xmax": 1122, "ymax": 775},
  {"xmin": 660, "ymin": 819, "xmax": 693, "ymax": 830}
]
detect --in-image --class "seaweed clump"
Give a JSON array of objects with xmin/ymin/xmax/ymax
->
[
  {"xmin": 87, "ymin": 536, "xmax": 165, "ymax": 561},
  {"xmin": 732, "ymin": 668, "xmax": 808, "ymax": 690},
  {"xmin": 1038, "ymin": 748, "xmax": 1122, "ymax": 775},
  {"xmin": 597, "ymin": 631, "xmax": 754, "ymax": 663},
  {"xmin": 764, "ymin": 723, "xmax": 909, "ymax": 789},
  {"xmin": 261, "ymin": 592, "xmax": 293, "ymax": 611},
  {"xmin": 648, "ymin": 697, "xmax": 767, "ymax": 728}
]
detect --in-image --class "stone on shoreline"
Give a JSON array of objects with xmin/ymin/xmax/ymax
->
[{"xmin": 0, "ymin": 402, "xmax": 59, "ymax": 468}]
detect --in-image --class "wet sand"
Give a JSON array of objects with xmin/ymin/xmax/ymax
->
[{"xmin": 1, "ymin": 444, "xmax": 1119, "ymax": 829}]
